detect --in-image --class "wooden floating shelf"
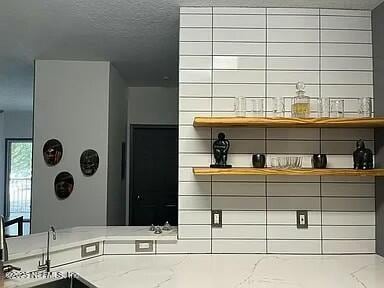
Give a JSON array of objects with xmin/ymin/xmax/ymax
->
[
  {"xmin": 193, "ymin": 167, "xmax": 384, "ymax": 177},
  {"xmin": 193, "ymin": 117, "xmax": 384, "ymax": 128}
]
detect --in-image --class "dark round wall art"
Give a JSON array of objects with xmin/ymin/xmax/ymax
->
[
  {"xmin": 43, "ymin": 139, "xmax": 63, "ymax": 166},
  {"xmin": 54, "ymin": 172, "xmax": 74, "ymax": 200},
  {"xmin": 80, "ymin": 149, "xmax": 99, "ymax": 176}
]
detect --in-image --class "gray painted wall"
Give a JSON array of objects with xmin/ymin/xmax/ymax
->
[
  {"xmin": 127, "ymin": 87, "xmax": 178, "ymax": 125},
  {"xmin": 125, "ymin": 87, "xmax": 178, "ymax": 223},
  {"xmin": 32, "ymin": 60, "xmax": 110, "ymax": 233},
  {"xmin": 3, "ymin": 111, "xmax": 33, "ymax": 139},
  {"xmin": 0, "ymin": 112, "xmax": 4, "ymax": 216},
  {"xmin": 107, "ymin": 66, "xmax": 127, "ymax": 225},
  {"xmin": 373, "ymin": 2, "xmax": 384, "ymax": 257}
]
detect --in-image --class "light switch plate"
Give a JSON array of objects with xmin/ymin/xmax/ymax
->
[
  {"xmin": 296, "ymin": 210, "xmax": 308, "ymax": 229},
  {"xmin": 212, "ymin": 210, "xmax": 222, "ymax": 228}
]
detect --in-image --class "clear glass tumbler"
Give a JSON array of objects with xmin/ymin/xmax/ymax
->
[
  {"xmin": 239, "ymin": 96, "xmax": 246, "ymax": 117},
  {"xmin": 330, "ymin": 99, "xmax": 345, "ymax": 118},
  {"xmin": 322, "ymin": 97, "xmax": 330, "ymax": 117},
  {"xmin": 358, "ymin": 97, "xmax": 372, "ymax": 118},
  {"xmin": 315, "ymin": 97, "xmax": 330, "ymax": 118},
  {"xmin": 251, "ymin": 98, "xmax": 264, "ymax": 117},
  {"xmin": 234, "ymin": 97, "xmax": 239, "ymax": 116},
  {"xmin": 272, "ymin": 97, "xmax": 285, "ymax": 117},
  {"xmin": 234, "ymin": 96, "xmax": 246, "ymax": 117}
]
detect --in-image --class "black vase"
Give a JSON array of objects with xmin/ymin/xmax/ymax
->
[
  {"xmin": 252, "ymin": 154, "xmax": 266, "ymax": 168},
  {"xmin": 312, "ymin": 154, "xmax": 327, "ymax": 169}
]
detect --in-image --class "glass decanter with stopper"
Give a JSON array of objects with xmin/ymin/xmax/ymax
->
[{"xmin": 292, "ymin": 81, "xmax": 310, "ymax": 118}]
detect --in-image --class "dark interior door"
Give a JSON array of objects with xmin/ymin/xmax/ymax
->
[{"xmin": 130, "ymin": 125, "xmax": 178, "ymax": 226}]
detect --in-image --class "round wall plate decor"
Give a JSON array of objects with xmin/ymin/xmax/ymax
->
[
  {"xmin": 80, "ymin": 149, "xmax": 99, "ymax": 176},
  {"xmin": 54, "ymin": 172, "xmax": 74, "ymax": 200},
  {"xmin": 43, "ymin": 139, "xmax": 63, "ymax": 166}
]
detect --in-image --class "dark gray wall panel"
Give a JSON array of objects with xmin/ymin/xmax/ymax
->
[{"xmin": 373, "ymin": 2, "xmax": 384, "ymax": 256}]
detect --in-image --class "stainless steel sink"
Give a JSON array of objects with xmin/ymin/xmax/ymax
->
[{"xmin": 29, "ymin": 276, "xmax": 96, "ymax": 288}]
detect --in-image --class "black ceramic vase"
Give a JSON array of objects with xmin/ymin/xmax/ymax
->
[
  {"xmin": 252, "ymin": 154, "xmax": 266, "ymax": 168},
  {"xmin": 312, "ymin": 154, "xmax": 327, "ymax": 169}
]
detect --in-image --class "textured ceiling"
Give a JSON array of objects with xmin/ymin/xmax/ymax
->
[{"xmin": 0, "ymin": 0, "xmax": 383, "ymax": 111}]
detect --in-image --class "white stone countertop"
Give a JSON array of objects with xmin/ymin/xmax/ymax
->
[
  {"xmin": 7, "ymin": 254, "xmax": 384, "ymax": 288},
  {"xmin": 7, "ymin": 226, "xmax": 177, "ymax": 260}
]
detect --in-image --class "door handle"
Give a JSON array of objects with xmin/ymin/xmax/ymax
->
[
  {"xmin": 165, "ymin": 204, "xmax": 176, "ymax": 208},
  {"xmin": 136, "ymin": 194, "xmax": 142, "ymax": 201}
]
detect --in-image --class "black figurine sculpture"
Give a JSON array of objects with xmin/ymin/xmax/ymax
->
[
  {"xmin": 210, "ymin": 132, "xmax": 232, "ymax": 168},
  {"xmin": 353, "ymin": 139, "xmax": 373, "ymax": 170}
]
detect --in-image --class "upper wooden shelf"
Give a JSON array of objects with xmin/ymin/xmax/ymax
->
[
  {"xmin": 193, "ymin": 117, "xmax": 384, "ymax": 128},
  {"xmin": 193, "ymin": 167, "xmax": 384, "ymax": 177}
]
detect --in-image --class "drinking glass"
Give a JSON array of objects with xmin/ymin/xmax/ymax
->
[
  {"xmin": 270, "ymin": 157, "xmax": 278, "ymax": 168},
  {"xmin": 330, "ymin": 99, "xmax": 344, "ymax": 118},
  {"xmin": 234, "ymin": 97, "xmax": 239, "ymax": 116},
  {"xmin": 315, "ymin": 97, "xmax": 330, "ymax": 118},
  {"xmin": 358, "ymin": 97, "xmax": 372, "ymax": 118},
  {"xmin": 250, "ymin": 98, "xmax": 264, "ymax": 117},
  {"xmin": 234, "ymin": 96, "xmax": 246, "ymax": 117},
  {"xmin": 322, "ymin": 97, "xmax": 330, "ymax": 117},
  {"xmin": 239, "ymin": 96, "xmax": 246, "ymax": 116},
  {"xmin": 272, "ymin": 97, "xmax": 285, "ymax": 117}
]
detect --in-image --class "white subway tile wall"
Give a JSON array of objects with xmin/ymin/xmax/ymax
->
[{"xmin": 178, "ymin": 7, "xmax": 375, "ymax": 254}]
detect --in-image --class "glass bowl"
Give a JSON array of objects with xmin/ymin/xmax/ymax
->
[{"xmin": 270, "ymin": 156, "xmax": 302, "ymax": 168}]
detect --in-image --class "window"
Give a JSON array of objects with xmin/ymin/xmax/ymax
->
[{"xmin": 5, "ymin": 139, "xmax": 32, "ymax": 235}]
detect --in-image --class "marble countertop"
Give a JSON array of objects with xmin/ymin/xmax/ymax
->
[
  {"xmin": 8, "ymin": 254, "xmax": 384, "ymax": 288},
  {"xmin": 7, "ymin": 226, "xmax": 177, "ymax": 260}
]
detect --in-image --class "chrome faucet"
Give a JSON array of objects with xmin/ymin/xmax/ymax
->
[
  {"xmin": 38, "ymin": 226, "xmax": 56, "ymax": 272},
  {"xmin": 1, "ymin": 215, "xmax": 21, "ymax": 275}
]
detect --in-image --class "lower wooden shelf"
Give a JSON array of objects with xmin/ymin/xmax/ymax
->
[{"xmin": 193, "ymin": 167, "xmax": 384, "ymax": 177}]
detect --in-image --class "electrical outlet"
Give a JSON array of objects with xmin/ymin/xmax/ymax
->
[
  {"xmin": 81, "ymin": 242, "xmax": 100, "ymax": 258},
  {"xmin": 212, "ymin": 210, "xmax": 222, "ymax": 228},
  {"xmin": 296, "ymin": 210, "xmax": 308, "ymax": 229},
  {"xmin": 135, "ymin": 240, "xmax": 154, "ymax": 253}
]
